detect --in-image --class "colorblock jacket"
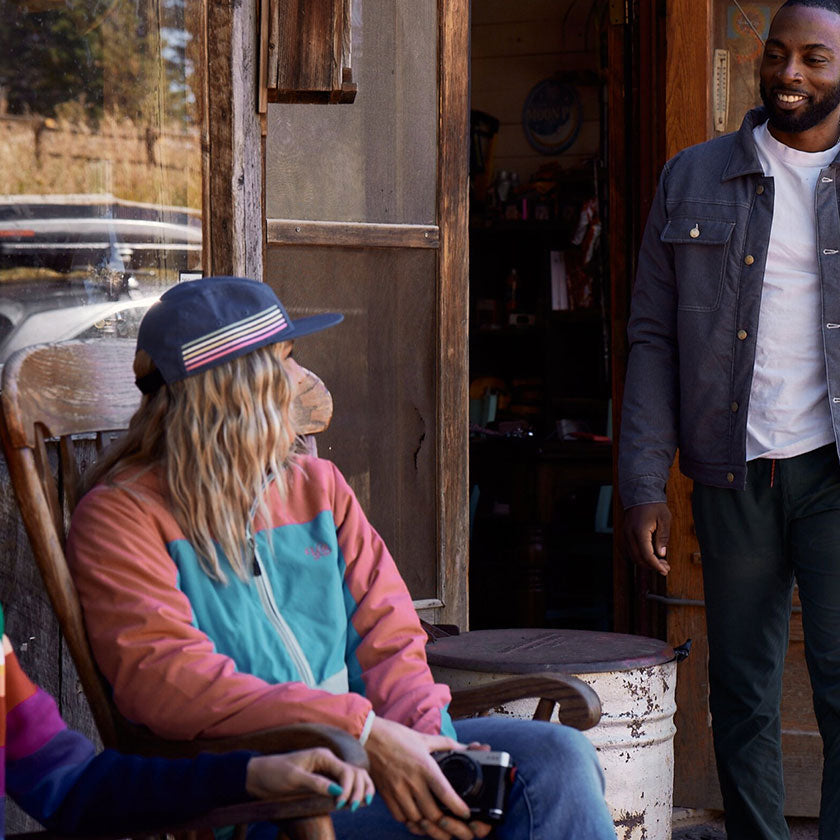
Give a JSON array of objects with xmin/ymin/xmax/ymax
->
[
  {"xmin": 619, "ymin": 106, "xmax": 840, "ymax": 508},
  {"xmin": 66, "ymin": 456, "xmax": 455, "ymax": 742},
  {"xmin": 0, "ymin": 617, "xmax": 252, "ymax": 837}
]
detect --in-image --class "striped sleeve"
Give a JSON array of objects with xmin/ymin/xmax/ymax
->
[
  {"xmin": 4, "ymin": 638, "xmax": 253, "ymax": 834},
  {"xmin": 3, "ymin": 635, "xmax": 98, "ymax": 826}
]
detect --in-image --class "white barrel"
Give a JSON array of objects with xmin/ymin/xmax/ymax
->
[{"xmin": 428, "ymin": 629, "xmax": 678, "ymax": 840}]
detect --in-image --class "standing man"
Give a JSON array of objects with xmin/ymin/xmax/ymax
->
[{"xmin": 619, "ymin": 1, "xmax": 840, "ymax": 837}]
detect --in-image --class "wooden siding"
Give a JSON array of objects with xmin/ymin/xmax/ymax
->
[{"xmin": 471, "ymin": 0, "xmax": 602, "ymax": 185}]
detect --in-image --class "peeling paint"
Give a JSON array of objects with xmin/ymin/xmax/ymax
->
[
  {"xmin": 615, "ymin": 809, "xmax": 648, "ymax": 840},
  {"xmin": 628, "ymin": 717, "xmax": 646, "ymax": 739},
  {"xmin": 430, "ymin": 654, "xmax": 678, "ymax": 840}
]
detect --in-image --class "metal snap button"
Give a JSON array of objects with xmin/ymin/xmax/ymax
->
[
  {"xmin": 726, "ymin": 473, "xmax": 735, "ymax": 483},
  {"xmin": 737, "ymin": 329, "xmax": 748, "ymax": 340},
  {"xmin": 730, "ymin": 402, "xmax": 739, "ymax": 412},
  {"xmin": 756, "ymin": 185, "xmax": 765, "ymax": 195},
  {"xmin": 690, "ymin": 225, "xmax": 700, "ymax": 239},
  {"xmin": 744, "ymin": 255, "xmax": 755, "ymax": 266}
]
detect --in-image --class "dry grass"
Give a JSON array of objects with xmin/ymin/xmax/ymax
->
[{"xmin": 0, "ymin": 113, "xmax": 201, "ymax": 209}]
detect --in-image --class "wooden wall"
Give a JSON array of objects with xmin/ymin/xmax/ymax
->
[
  {"xmin": 471, "ymin": 0, "xmax": 602, "ymax": 186},
  {"xmin": 0, "ymin": 445, "xmax": 100, "ymax": 832}
]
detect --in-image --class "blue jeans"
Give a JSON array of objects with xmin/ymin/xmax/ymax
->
[
  {"xmin": 693, "ymin": 444, "xmax": 840, "ymax": 840},
  {"xmin": 330, "ymin": 717, "xmax": 615, "ymax": 840}
]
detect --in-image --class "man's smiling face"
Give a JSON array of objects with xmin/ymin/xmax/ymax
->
[{"xmin": 759, "ymin": 4, "xmax": 840, "ymax": 143}]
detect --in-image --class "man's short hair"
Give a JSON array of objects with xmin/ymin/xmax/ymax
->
[{"xmin": 780, "ymin": 0, "xmax": 840, "ymax": 14}]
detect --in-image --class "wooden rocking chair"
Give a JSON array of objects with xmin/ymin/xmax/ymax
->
[
  {"xmin": 0, "ymin": 338, "xmax": 363, "ymax": 840},
  {"xmin": 0, "ymin": 337, "xmax": 600, "ymax": 836}
]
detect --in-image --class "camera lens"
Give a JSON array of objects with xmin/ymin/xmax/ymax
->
[{"xmin": 437, "ymin": 752, "xmax": 483, "ymax": 799}]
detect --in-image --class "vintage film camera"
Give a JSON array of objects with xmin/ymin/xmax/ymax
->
[{"xmin": 434, "ymin": 749, "xmax": 516, "ymax": 824}]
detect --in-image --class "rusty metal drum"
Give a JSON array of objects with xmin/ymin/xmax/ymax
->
[{"xmin": 426, "ymin": 628, "xmax": 677, "ymax": 840}]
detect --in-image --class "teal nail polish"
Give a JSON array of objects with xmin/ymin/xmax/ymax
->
[
  {"xmin": 328, "ymin": 783, "xmax": 343, "ymax": 797},
  {"xmin": 336, "ymin": 798, "xmax": 347, "ymax": 809},
  {"xmin": 365, "ymin": 793, "xmax": 374, "ymax": 806},
  {"xmin": 350, "ymin": 800, "xmax": 360, "ymax": 812}
]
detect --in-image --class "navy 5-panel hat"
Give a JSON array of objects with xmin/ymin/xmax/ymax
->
[{"xmin": 135, "ymin": 276, "xmax": 343, "ymax": 393}]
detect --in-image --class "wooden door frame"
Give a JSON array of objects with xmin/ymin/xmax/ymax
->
[
  {"xmin": 659, "ymin": 0, "xmax": 719, "ymax": 809},
  {"xmin": 438, "ymin": 0, "xmax": 470, "ymax": 629},
  {"xmin": 259, "ymin": 1, "xmax": 470, "ymax": 629},
  {"xmin": 609, "ymin": 0, "xmax": 668, "ymax": 635}
]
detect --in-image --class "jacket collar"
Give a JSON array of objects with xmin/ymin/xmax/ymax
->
[
  {"xmin": 722, "ymin": 106, "xmax": 840, "ymax": 181},
  {"xmin": 721, "ymin": 107, "xmax": 769, "ymax": 181}
]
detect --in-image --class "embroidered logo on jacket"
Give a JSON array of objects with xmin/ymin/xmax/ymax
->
[{"xmin": 305, "ymin": 543, "xmax": 332, "ymax": 560}]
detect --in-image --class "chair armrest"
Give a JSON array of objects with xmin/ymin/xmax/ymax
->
[
  {"xmin": 116, "ymin": 720, "xmax": 368, "ymax": 768},
  {"xmin": 7, "ymin": 797, "xmax": 337, "ymax": 840},
  {"xmin": 447, "ymin": 673, "xmax": 601, "ymax": 731}
]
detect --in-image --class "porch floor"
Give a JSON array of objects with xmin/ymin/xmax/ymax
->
[{"xmin": 672, "ymin": 809, "xmax": 818, "ymax": 839}]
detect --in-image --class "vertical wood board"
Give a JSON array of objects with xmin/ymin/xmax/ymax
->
[
  {"xmin": 438, "ymin": 0, "xmax": 470, "ymax": 629},
  {"xmin": 207, "ymin": 0, "xmax": 262, "ymax": 279}
]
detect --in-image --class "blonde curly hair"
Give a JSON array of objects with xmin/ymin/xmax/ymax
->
[{"xmin": 85, "ymin": 341, "xmax": 299, "ymax": 582}]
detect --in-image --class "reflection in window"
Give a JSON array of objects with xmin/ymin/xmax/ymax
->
[{"xmin": 0, "ymin": 0, "xmax": 203, "ymax": 365}]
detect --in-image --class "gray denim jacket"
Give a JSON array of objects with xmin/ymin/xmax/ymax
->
[{"xmin": 618, "ymin": 107, "xmax": 840, "ymax": 508}]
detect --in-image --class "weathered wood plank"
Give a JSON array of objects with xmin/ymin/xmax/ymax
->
[
  {"xmin": 267, "ymin": 220, "xmax": 440, "ymax": 249},
  {"xmin": 438, "ymin": 0, "xmax": 469, "ymax": 629},
  {"xmin": 206, "ymin": 0, "xmax": 263, "ymax": 279},
  {"xmin": 265, "ymin": 0, "xmax": 355, "ymax": 103},
  {"xmin": 665, "ymin": 0, "xmax": 712, "ymax": 158}
]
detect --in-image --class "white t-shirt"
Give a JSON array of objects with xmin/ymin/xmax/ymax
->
[{"xmin": 746, "ymin": 121, "xmax": 840, "ymax": 460}]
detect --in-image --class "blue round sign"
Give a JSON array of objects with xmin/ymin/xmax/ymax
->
[{"xmin": 522, "ymin": 79, "xmax": 582, "ymax": 156}]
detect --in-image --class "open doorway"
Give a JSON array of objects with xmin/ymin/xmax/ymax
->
[{"xmin": 467, "ymin": 1, "xmax": 613, "ymax": 632}]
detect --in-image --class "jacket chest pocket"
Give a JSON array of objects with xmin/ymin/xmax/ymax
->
[{"xmin": 661, "ymin": 217, "xmax": 735, "ymax": 312}]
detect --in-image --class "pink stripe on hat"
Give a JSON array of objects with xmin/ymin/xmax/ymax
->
[
  {"xmin": 182, "ymin": 307, "xmax": 287, "ymax": 362},
  {"xmin": 183, "ymin": 322, "xmax": 288, "ymax": 371}
]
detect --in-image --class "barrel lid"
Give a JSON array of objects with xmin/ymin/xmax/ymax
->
[{"xmin": 426, "ymin": 628, "xmax": 675, "ymax": 674}]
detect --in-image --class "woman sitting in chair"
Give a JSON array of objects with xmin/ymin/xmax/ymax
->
[
  {"xmin": 66, "ymin": 276, "xmax": 615, "ymax": 840},
  {"xmin": 0, "ymin": 604, "xmax": 372, "ymax": 838}
]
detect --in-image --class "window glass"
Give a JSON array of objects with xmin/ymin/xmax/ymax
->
[
  {"xmin": 265, "ymin": 0, "xmax": 438, "ymax": 225},
  {"xmin": 712, "ymin": 1, "xmax": 784, "ymax": 135},
  {"xmin": 0, "ymin": 0, "xmax": 203, "ymax": 366}
]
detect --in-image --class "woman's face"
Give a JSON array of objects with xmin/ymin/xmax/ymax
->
[
  {"xmin": 279, "ymin": 341, "xmax": 333, "ymax": 434},
  {"xmin": 279, "ymin": 341, "xmax": 305, "ymax": 392}
]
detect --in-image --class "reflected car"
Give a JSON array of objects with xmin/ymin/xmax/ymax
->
[
  {"xmin": 0, "ymin": 293, "xmax": 162, "ymax": 369},
  {"xmin": 0, "ymin": 193, "xmax": 201, "ymax": 288}
]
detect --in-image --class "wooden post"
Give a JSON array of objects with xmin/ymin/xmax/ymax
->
[
  {"xmin": 438, "ymin": 0, "xmax": 470, "ymax": 629},
  {"xmin": 662, "ymin": 0, "xmax": 724, "ymax": 810},
  {"xmin": 205, "ymin": 0, "xmax": 263, "ymax": 280}
]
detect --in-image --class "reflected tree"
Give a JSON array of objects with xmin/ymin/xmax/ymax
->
[{"xmin": 0, "ymin": 0, "xmax": 200, "ymax": 128}]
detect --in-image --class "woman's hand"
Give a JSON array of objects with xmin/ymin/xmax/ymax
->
[
  {"xmin": 246, "ymin": 747, "xmax": 374, "ymax": 812},
  {"xmin": 365, "ymin": 717, "xmax": 492, "ymax": 840}
]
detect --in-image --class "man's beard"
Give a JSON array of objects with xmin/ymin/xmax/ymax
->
[{"xmin": 760, "ymin": 78, "xmax": 840, "ymax": 133}]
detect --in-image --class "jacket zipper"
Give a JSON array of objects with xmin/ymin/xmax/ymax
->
[{"xmin": 250, "ymin": 536, "xmax": 317, "ymax": 687}]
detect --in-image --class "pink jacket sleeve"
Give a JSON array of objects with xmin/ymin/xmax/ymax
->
[
  {"xmin": 327, "ymin": 462, "xmax": 454, "ymax": 736},
  {"xmin": 66, "ymin": 481, "xmax": 374, "ymax": 741}
]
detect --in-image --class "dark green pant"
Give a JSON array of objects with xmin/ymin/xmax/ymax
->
[{"xmin": 693, "ymin": 444, "xmax": 840, "ymax": 840}]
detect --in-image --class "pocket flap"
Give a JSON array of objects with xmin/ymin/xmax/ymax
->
[{"xmin": 661, "ymin": 218, "xmax": 735, "ymax": 245}]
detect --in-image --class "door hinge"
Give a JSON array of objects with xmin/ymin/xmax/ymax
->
[{"xmin": 609, "ymin": 0, "xmax": 629, "ymax": 25}]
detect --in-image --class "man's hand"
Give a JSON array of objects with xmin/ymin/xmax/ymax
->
[
  {"xmin": 365, "ymin": 716, "xmax": 492, "ymax": 840},
  {"xmin": 624, "ymin": 502, "xmax": 671, "ymax": 575}
]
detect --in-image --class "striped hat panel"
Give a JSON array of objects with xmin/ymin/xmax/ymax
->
[{"xmin": 182, "ymin": 306, "xmax": 289, "ymax": 372}]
